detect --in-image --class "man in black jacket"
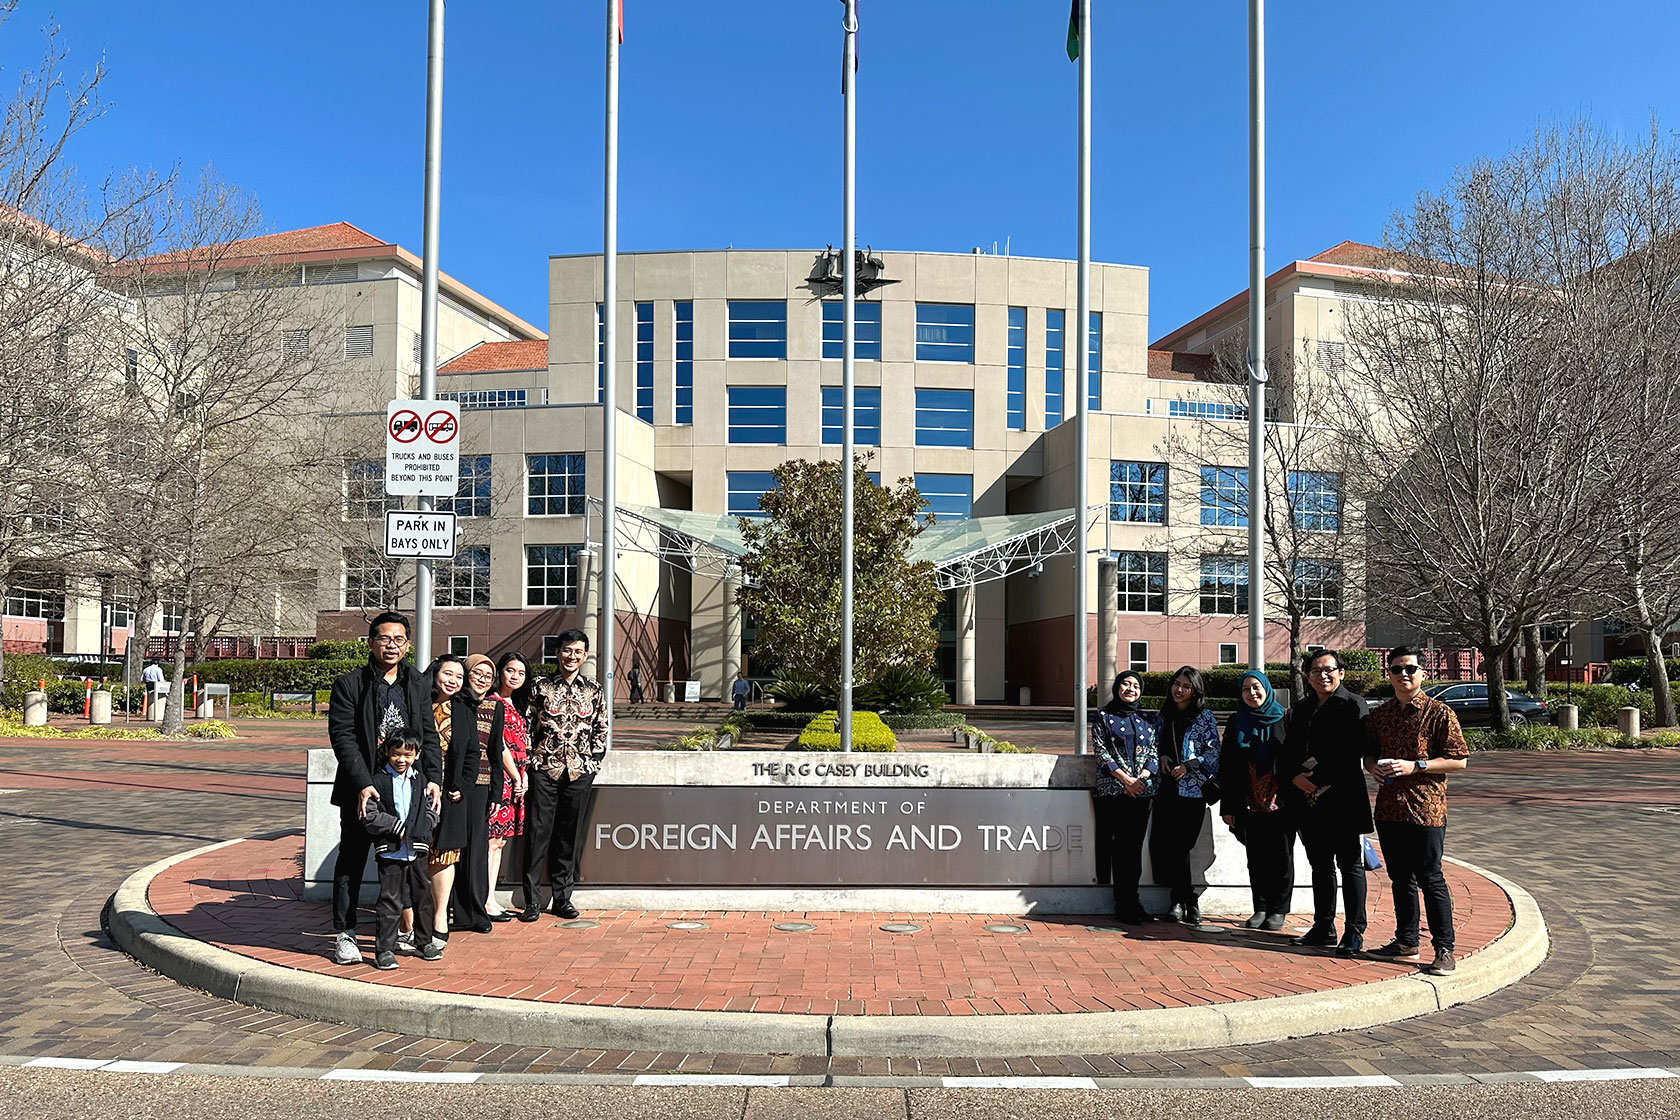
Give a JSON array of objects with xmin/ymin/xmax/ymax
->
[
  {"xmin": 325, "ymin": 611, "xmax": 441, "ymax": 965},
  {"xmin": 1282, "ymin": 649, "xmax": 1374, "ymax": 955}
]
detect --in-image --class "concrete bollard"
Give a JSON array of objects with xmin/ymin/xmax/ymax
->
[
  {"xmin": 1618, "ymin": 706, "xmax": 1641, "ymax": 738},
  {"xmin": 22, "ymin": 690, "xmax": 48, "ymax": 726},
  {"xmin": 1018, "ymin": 685, "xmax": 1032, "ymax": 707},
  {"xmin": 90, "ymin": 690, "xmax": 113, "ymax": 725},
  {"xmin": 1556, "ymin": 703, "xmax": 1578, "ymax": 731}
]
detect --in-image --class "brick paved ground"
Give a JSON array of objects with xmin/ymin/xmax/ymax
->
[{"xmin": 1, "ymin": 722, "xmax": 1678, "ymax": 1077}]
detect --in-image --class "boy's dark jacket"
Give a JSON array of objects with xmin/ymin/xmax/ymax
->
[
  {"xmin": 361, "ymin": 767, "xmax": 442, "ymax": 858},
  {"xmin": 327, "ymin": 661, "xmax": 442, "ymax": 807}
]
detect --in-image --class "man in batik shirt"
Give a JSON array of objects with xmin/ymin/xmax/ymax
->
[{"xmin": 518, "ymin": 628, "xmax": 608, "ymax": 921}]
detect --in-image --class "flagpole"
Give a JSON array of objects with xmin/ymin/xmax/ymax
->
[
  {"xmin": 1247, "ymin": 0, "xmax": 1267, "ymax": 672},
  {"xmin": 840, "ymin": 0, "xmax": 857, "ymax": 753},
  {"xmin": 1073, "ymin": 0, "xmax": 1091, "ymax": 755},
  {"xmin": 414, "ymin": 0, "xmax": 443, "ymax": 669},
  {"xmin": 601, "ymin": 0, "xmax": 620, "ymax": 742}
]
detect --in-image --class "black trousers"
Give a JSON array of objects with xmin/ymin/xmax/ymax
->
[
  {"xmin": 1240, "ymin": 810, "xmax": 1295, "ymax": 915},
  {"xmin": 332, "ymin": 800, "xmax": 373, "ymax": 932},
  {"xmin": 375, "ymin": 857, "xmax": 434, "ymax": 954},
  {"xmin": 1377, "ymin": 820, "xmax": 1454, "ymax": 950},
  {"xmin": 1093, "ymin": 794, "xmax": 1152, "ymax": 911},
  {"xmin": 522, "ymin": 768, "xmax": 595, "ymax": 908},
  {"xmin": 1297, "ymin": 812, "xmax": 1367, "ymax": 937},
  {"xmin": 450, "ymin": 784, "xmax": 492, "ymax": 929},
  {"xmin": 1148, "ymin": 785, "xmax": 1207, "ymax": 907}
]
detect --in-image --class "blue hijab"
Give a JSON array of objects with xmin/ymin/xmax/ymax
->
[{"xmin": 1230, "ymin": 670, "xmax": 1285, "ymax": 762}]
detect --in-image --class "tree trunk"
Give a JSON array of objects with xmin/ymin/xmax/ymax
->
[
  {"xmin": 162, "ymin": 634, "xmax": 190, "ymax": 734},
  {"xmin": 1288, "ymin": 613, "xmax": 1304, "ymax": 705},
  {"xmin": 1484, "ymin": 644, "xmax": 1514, "ymax": 732},
  {"xmin": 1523, "ymin": 623, "xmax": 1548, "ymax": 699},
  {"xmin": 1647, "ymin": 628, "xmax": 1675, "ymax": 729},
  {"xmin": 0, "ymin": 576, "xmax": 8, "ymax": 700}
]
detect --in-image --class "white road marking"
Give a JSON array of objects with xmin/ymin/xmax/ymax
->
[
  {"xmin": 1246, "ymin": 1075, "xmax": 1403, "ymax": 1088},
  {"xmin": 24, "ymin": 1058, "xmax": 110, "ymax": 1070},
  {"xmin": 100, "ymin": 1061, "xmax": 184, "ymax": 1074},
  {"xmin": 1531, "ymin": 1068, "xmax": 1677, "ymax": 1083}
]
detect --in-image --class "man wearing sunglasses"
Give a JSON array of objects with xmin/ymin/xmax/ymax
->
[{"xmin": 1363, "ymin": 645, "xmax": 1469, "ymax": 975}]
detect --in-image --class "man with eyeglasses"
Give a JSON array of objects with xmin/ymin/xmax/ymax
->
[
  {"xmin": 325, "ymin": 611, "xmax": 442, "ymax": 965},
  {"xmin": 1363, "ymin": 645, "xmax": 1469, "ymax": 975},
  {"xmin": 1282, "ymin": 649, "xmax": 1372, "ymax": 955}
]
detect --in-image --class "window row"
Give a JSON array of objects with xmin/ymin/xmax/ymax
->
[
  {"xmin": 1108, "ymin": 462, "xmax": 1341, "ymax": 531},
  {"xmin": 343, "ymin": 544, "xmax": 585, "ymax": 610},
  {"xmin": 728, "ymin": 386, "xmax": 975, "ymax": 447},
  {"xmin": 343, "ymin": 454, "xmax": 585, "ymax": 521},
  {"xmin": 1108, "ymin": 552, "xmax": 1343, "ymax": 618},
  {"xmin": 727, "ymin": 471, "xmax": 972, "ymax": 521}
]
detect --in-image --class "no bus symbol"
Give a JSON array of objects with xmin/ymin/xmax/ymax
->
[
  {"xmin": 389, "ymin": 410, "xmax": 421, "ymax": 442},
  {"xmin": 424, "ymin": 410, "xmax": 458, "ymax": 443}
]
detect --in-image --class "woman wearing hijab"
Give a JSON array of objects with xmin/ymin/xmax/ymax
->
[
  {"xmin": 425, "ymin": 654, "xmax": 477, "ymax": 948},
  {"xmin": 1090, "ymin": 669, "xmax": 1159, "ymax": 924},
  {"xmin": 1149, "ymin": 667, "xmax": 1221, "ymax": 925},
  {"xmin": 450, "ymin": 654, "xmax": 505, "ymax": 935},
  {"xmin": 1218, "ymin": 670, "xmax": 1295, "ymax": 931}
]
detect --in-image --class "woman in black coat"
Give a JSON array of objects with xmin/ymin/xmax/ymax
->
[
  {"xmin": 1218, "ymin": 670, "xmax": 1295, "ymax": 931},
  {"xmin": 425, "ymin": 655, "xmax": 479, "ymax": 947},
  {"xmin": 449, "ymin": 654, "xmax": 506, "ymax": 934}
]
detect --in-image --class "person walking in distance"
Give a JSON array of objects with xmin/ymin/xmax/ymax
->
[
  {"xmin": 1365, "ymin": 646, "xmax": 1469, "ymax": 975},
  {"xmin": 1283, "ymin": 650, "xmax": 1373, "ymax": 955},
  {"xmin": 519, "ymin": 628, "xmax": 608, "ymax": 922},
  {"xmin": 731, "ymin": 670, "xmax": 751, "ymax": 712},
  {"xmin": 325, "ymin": 612, "xmax": 440, "ymax": 966}
]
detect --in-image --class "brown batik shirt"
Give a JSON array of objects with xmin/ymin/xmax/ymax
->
[
  {"xmin": 526, "ymin": 672, "xmax": 608, "ymax": 781},
  {"xmin": 1364, "ymin": 692, "xmax": 1470, "ymax": 827}
]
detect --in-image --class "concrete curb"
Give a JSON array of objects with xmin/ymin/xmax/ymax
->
[{"xmin": 108, "ymin": 842, "xmax": 1548, "ymax": 1059}]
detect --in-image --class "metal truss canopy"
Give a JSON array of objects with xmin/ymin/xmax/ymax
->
[{"xmin": 595, "ymin": 500, "xmax": 1104, "ymax": 590}]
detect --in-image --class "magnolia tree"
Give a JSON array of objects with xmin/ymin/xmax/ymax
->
[{"xmin": 736, "ymin": 457, "xmax": 943, "ymax": 692}]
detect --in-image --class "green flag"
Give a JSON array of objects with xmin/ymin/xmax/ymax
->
[{"xmin": 1066, "ymin": 0, "xmax": 1079, "ymax": 61}]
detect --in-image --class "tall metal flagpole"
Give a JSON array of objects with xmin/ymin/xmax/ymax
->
[
  {"xmin": 601, "ymin": 0, "xmax": 620, "ymax": 743},
  {"xmin": 1073, "ymin": 0, "xmax": 1091, "ymax": 755},
  {"xmin": 414, "ymin": 0, "xmax": 444, "ymax": 668},
  {"xmin": 1247, "ymin": 0, "xmax": 1267, "ymax": 671},
  {"xmin": 840, "ymin": 0, "xmax": 857, "ymax": 753}
]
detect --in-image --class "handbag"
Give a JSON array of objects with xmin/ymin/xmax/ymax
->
[
  {"xmin": 1361, "ymin": 834, "xmax": 1383, "ymax": 871},
  {"xmin": 1200, "ymin": 777, "xmax": 1222, "ymax": 806}
]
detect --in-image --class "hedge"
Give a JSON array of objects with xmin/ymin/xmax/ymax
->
[
  {"xmin": 1607, "ymin": 657, "xmax": 1680, "ymax": 687},
  {"xmin": 187, "ymin": 658, "xmax": 364, "ymax": 692},
  {"xmin": 1466, "ymin": 725, "xmax": 1680, "ymax": 751},
  {"xmin": 792, "ymin": 710, "xmax": 896, "ymax": 752}
]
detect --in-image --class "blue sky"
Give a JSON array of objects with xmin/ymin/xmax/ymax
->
[{"xmin": 6, "ymin": 1, "xmax": 1678, "ymax": 342}]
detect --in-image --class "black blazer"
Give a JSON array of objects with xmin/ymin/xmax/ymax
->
[
  {"xmin": 326, "ymin": 662, "xmax": 441, "ymax": 807},
  {"xmin": 1217, "ymin": 717, "xmax": 1288, "ymax": 819},
  {"xmin": 1282, "ymin": 685, "xmax": 1374, "ymax": 834}
]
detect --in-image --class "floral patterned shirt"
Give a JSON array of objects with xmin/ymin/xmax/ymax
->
[
  {"xmin": 526, "ymin": 672, "xmax": 608, "ymax": 780},
  {"xmin": 1365, "ymin": 692, "xmax": 1470, "ymax": 827}
]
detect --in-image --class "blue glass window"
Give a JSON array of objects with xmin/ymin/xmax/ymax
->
[
  {"xmin": 915, "ymin": 388, "xmax": 974, "ymax": 448},
  {"xmin": 595, "ymin": 303, "xmax": 605, "ymax": 403},
  {"xmin": 526, "ymin": 453, "xmax": 586, "ymax": 516},
  {"xmin": 634, "ymin": 302, "xmax": 653, "ymax": 422},
  {"xmin": 727, "ymin": 471, "xmax": 779, "ymax": 518},
  {"xmin": 821, "ymin": 302, "xmax": 882, "ymax": 360},
  {"xmin": 1293, "ymin": 558, "xmax": 1342, "ymax": 617},
  {"xmin": 821, "ymin": 386, "xmax": 882, "ymax": 446},
  {"xmin": 440, "ymin": 455, "xmax": 492, "ymax": 518},
  {"xmin": 915, "ymin": 473, "xmax": 972, "ymax": 521},
  {"xmin": 526, "ymin": 545, "xmax": 580, "ymax": 607},
  {"xmin": 1045, "ymin": 309, "xmax": 1065, "ymax": 427},
  {"xmin": 1200, "ymin": 557, "xmax": 1249, "ymax": 615},
  {"xmin": 674, "ymin": 301, "xmax": 693, "ymax": 425},
  {"xmin": 915, "ymin": 303, "xmax": 974, "ymax": 362},
  {"xmin": 727, "ymin": 385, "xmax": 787, "ymax": 444},
  {"xmin": 1200, "ymin": 467, "xmax": 1249, "ymax": 527},
  {"xmin": 728, "ymin": 300, "xmax": 787, "ymax": 359},
  {"xmin": 1006, "ymin": 307, "xmax": 1026, "ymax": 430},
  {"xmin": 1109, "ymin": 461, "xmax": 1165, "ymax": 524},
  {"xmin": 1115, "ymin": 551, "xmax": 1167, "ymax": 613},
  {"xmin": 1288, "ymin": 471, "xmax": 1340, "ymax": 531},
  {"xmin": 1087, "ymin": 311, "xmax": 1102, "ymax": 412}
]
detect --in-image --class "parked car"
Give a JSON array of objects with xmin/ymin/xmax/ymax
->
[{"xmin": 1424, "ymin": 682, "xmax": 1551, "ymax": 726}]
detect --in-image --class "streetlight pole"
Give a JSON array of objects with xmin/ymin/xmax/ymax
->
[
  {"xmin": 840, "ymin": 0, "xmax": 857, "ymax": 752},
  {"xmin": 1246, "ymin": 0, "xmax": 1267, "ymax": 672},
  {"xmin": 601, "ymin": 0, "xmax": 620, "ymax": 745},
  {"xmin": 1073, "ymin": 0, "xmax": 1092, "ymax": 754},
  {"xmin": 414, "ymin": 0, "xmax": 444, "ymax": 668}
]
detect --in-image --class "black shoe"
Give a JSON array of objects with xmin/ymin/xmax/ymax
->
[
  {"xmin": 1117, "ymin": 904, "xmax": 1154, "ymax": 924},
  {"xmin": 1244, "ymin": 911, "xmax": 1268, "ymax": 929},
  {"xmin": 1165, "ymin": 903, "xmax": 1185, "ymax": 924},
  {"xmin": 1370, "ymin": 939, "xmax": 1420, "ymax": 959},
  {"xmin": 1261, "ymin": 912, "xmax": 1288, "ymax": 932},
  {"xmin": 488, "ymin": 911, "xmax": 515, "ymax": 923},
  {"xmin": 1294, "ymin": 924, "xmax": 1337, "ymax": 947},
  {"xmin": 1182, "ymin": 902, "xmax": 1202, "ymax": 926},
  {"xmin": 552, "ymin": 900, "xmax": 580, "ymax": 921},
  {"xmin": 1336, "ymin": 934, "xmax": 1364, "ymax": 957},
  {"xmin": 517, "ymin": 906, "xmax": 541, "ymax": 923},
  {"xmin": 467, "ymin": 920, "xmax": 494, "ymax": 934}
]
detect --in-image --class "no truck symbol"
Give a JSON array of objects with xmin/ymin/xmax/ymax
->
[
  {"xmin": 389, "ymin": 410, "xmax": 421, "ymax": 442},
  {"xmin": 424, "ymin": 410, "xmax": 458, "ymax": 443}
]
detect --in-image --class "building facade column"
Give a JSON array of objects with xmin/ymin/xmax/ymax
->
[
  {"xmin": 956, "ymin": 581, "xmax": 977, "ymax": 706},
  {"xmin": 1097, "ymin": 556, "xmax": 1118, "ymax": 694},
  {"xmin": 722, "ymin": 572, "xmax": 742, "ymax": 695}
]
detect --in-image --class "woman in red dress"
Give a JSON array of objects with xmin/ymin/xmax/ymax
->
[{"xmin": 484, "ymin": 651, "xmax": 531, "ymax": 919}]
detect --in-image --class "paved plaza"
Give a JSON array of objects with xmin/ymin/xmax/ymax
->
[{"xmin": 1, "ymin": 719, "xmax": 1679, "ymax": 1112}]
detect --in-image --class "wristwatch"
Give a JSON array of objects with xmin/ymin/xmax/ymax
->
[{"xmin": 1415, "ymin": 758, "xmax": 1428, "ymax": 774}]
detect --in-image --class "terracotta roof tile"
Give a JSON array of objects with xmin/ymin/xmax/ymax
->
[
  {"xmin": 1307, "ymin": 240, "xmax": 1392, "ymax": 268},
  {"xmin": 439, "ymin": 339, "xmax": 549, "ymax": 373}
]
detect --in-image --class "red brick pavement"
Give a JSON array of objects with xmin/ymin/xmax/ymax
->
[{"xmin": 148, "ymin": 832, "xmax": 1510, "ymax": 1018}]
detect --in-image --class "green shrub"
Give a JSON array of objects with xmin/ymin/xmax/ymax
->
[
  {"xmin": 1466, "ymin": 725, "xmax": 1633, "ymax": 751},
  {"xmin": 792, "ymin": 710, "xmax": 896, "ymax": 752},
  {"xmin": 310, "ymin": 639, "xmax": 368, "ymax": 660},
  {"xmin": 744, "ymin": 709, "xmax": 828, "ymax": 729},
  {"xmin": 1607, "ymin": 657, "xmax": 1680, "ymax": 687},
  {"xmin": 1199, "ymin": 667, "xmax": 1292, "ymax": 698},
  {"xmin": 855, "ymin": 665, "xmax": 949, "ymax": 714},
  {"xmin": 769, "ymin": 677, "xmax": 835, "ymax": 710},
  {"xmin": 1544, "ymin": 683, "xmax": 1676, "ymax": 728},
  {"xmin": 656, "ymin": 726, "xmax": 717, "ymax": 751},
  {"xmin": 1335, "ymin": 648, "xmax": 1383, "ymax": 672},
  {"xmin": 955, "ymin": 722, "xmax": 1036, "ymax": 754},
  {"xmin": 187, "ymin": 658, "xmax": 363, "ymax": 693},
  {"xmin": 188, "ymin": 719, "xmax": 239, "ymax": 740},
  {"xmin": 1, "ymin": 653, "xmax": 60, "ymax": 708},
  {"xmin": 881, "ymin": 710, "xmax": 968, "ymax": 730}
]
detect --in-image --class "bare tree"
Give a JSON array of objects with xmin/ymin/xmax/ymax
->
[{"xmin": 1339, "ymin": 123, "xmax": 1634, "ymax": 731}]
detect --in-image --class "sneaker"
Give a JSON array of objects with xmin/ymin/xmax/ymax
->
[
  {"xmin": 394, "ymin": 930, "xmax": 417, "ymax": 955},
  {"xmin": 373, "ymin": 951, "xmax": 398, "ymax": 971},
  {"xmin": 1426, "ymin": 949, "xmax": 1457, "ymax": 975},
  {"xmin": 1293, "ymin": 924, "xmax": 1337, "ymax": 947},
  {"xmin": 1261, "ymin": 913, "xmax": 1288, "ymax": 932},
  {"xmin": 332, "ymin": 931, "xmax": 363, "ymax": 965},
  {"xmin": 419, "ymin": 942, "xmax": 443, "ymax": 962},
  {"xmin": 1371, "ymin": 940, "xmax": 1421, "ymax": 959}
]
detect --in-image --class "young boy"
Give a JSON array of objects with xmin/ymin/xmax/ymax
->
[{"xmin": 360, "ymin": 731, "xmax": 444, "ymax": 970}]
